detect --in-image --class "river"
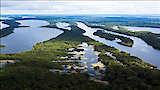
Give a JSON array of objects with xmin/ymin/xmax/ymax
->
[
  {"xmin": 77, "ymin": 22, "xmax": 160, "ymax": 68},
  {"xmin": 112, "ymin": 26, "xmax": 160, "ymax": 34},
  {"xmin": 0, "ymin": 22, "xmax": 9, "ymax": 29},
  {"xmin": 1, "ymin": 20, "xmax": 159, "ymax": 68},
  {"xmin": 56, "ymin": 22, "xmax": 71, "ymax": 30}
]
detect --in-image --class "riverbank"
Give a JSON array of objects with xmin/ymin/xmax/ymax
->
[
  {"xmin": 0, "ymin": 20, "xmax": 160, "ymax": 89},
  {"xmin": 93, "ymin": 30, "xmax": 134, "ymax": 47},
  {"xmin": 86, "ymin": 23, "xmax": 160, "ymax": 50}
]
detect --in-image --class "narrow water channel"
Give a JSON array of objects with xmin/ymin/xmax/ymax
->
[
  {"xmin": 50, "ymin": 42, "xmax": 108, "ymax": 84},
  {"xmin": 77, "ymin": 22, "xmax": 160, "ymax": 68}
]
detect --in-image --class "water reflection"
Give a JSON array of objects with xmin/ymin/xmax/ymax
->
[
  {"xmin": 0, "ymin": 60, "xmax": 20, "ymax": 68},
  {"xmin": 56, "ymin": 22, "xmax": 71, "ymax": 30},
  {"xmin": 112, "ymin": 26, "xmax": 160, "ymax": 34},
  {"xmin": 77, "ymin": 22, "xmax": 160, "ymax": 68},
  {"xmin": 0, "ymin": 22, "xmax": 9, "ymax": 29},
  {"xmin": 50, "ymin": 42, "xmax": 108, "ymax": 84},
  {"xmin": 0, "ymin": 20, "xmax": 63, "ymax": 54}
]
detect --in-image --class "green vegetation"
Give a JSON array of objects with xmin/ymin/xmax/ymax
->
[
  {"xmin": 0, "ymin": 25, "xmax": 90, "ymax": 69},
  {"xmin": 0, "ymin": 66, "xmax": 105, "ymax": 90},
  {"xmin": 0, "ymin": 20, "xmax": 30, "ymax": 38},
  {"xmin": 1, "ymin": 24, "xmax": 160, "ymax": 89},
  {"xmin": 0, "ymin": 45, "xmax": 5, "ymax": 47},
  {"xmin": 93, "ymin": 30, "xmax": 134, "ymax": 47},
  {"xmin": 82, "ymin": 16, "xmax": 160, "ymax": 28},
  {"xmin": 1, "ymin": 15, "xmax": 160, "ymax": 89},
  {"xmin": 89, "ymin": 41, "xmax": 157, "ymax": 68},
  {"xmin": 54, "ymin": 61, "xmax": 82, "ymax": 66},
  {"xmin": 117, "ymin": 27, "xmax": 160, "ymax": 50},
  {"xmin": 102, "ymin": 64, "xmax": 160, "ymax": 89},
  {"xmin": 86, "ymin": 23, "xmax": 160, "ymax": 50},
  {"xmin": 88, "ymin": 42, "xmax": 160, "ymax": 89},
  {"xmin": 0, "ymin": 20, "xmax": 20, "ymax": 37},
  {"xmin": 0, "ymin": 25, "xmax": 104, "ymax": 89}
]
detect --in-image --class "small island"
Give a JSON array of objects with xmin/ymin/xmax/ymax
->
[{"xmin": 0, "ymin": 45, "xmax": 5, "ymax": 47}]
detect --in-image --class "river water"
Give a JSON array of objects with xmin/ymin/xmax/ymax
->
[
  {"xmin": 112, "ymin": 26, "xmax": 160, "ymax": 34},
  {"xmin": 0, "ymin": 22, "xmax": 9, "ymax": 29},
  {"xmin": 0, "ymin": 20, "xmax": 63, "ymax": 54},
  {"xmin": 56, "ymin": 22, "xmax": 71, "ymax": 30},
  {"xmin": 1, "ymin": 20, "xmax": 159, "ymax": 68},
  {"xmin": 77, "ymin": 22, "xmax": 160, "ymax": 68},
  {"xmin": 50, "ymin": 42, "xmax": 108, "ymax": 84}
]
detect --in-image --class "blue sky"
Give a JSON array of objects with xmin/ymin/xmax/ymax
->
[{"xmin": 1, "ymin": 1, "xmax": 160, "ymax": 14}]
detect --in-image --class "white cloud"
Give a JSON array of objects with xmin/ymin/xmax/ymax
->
[{"xmin": 1, "ymin": 1, "xmax": 160, "ymax": 14}]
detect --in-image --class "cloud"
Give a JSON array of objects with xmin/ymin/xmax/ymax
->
[{"xmin": 1, "ymin": 1, "xmax": 160, "ymax": 14}]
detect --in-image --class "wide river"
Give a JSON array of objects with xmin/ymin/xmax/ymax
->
[
  {"xmin": 0, "ymin": 20, "xmax": 63, "ymax": 54},
  {"xmin": 112, "ymin": 26, "xmax": 160, "ymax": 34},
  {"xmin": 77, "ymin": 22, "xmax": 160, "ymax": 68},
  {"xmin": 0, "ymin": 20, "xmax": 159, "ymax": 68}
]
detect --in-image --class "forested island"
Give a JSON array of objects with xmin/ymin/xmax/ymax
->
[
  {"xmin": 0, "ymin": 15, "xmax": 160, "ymax": 90},
  {"xmin": 93, "ymin": 30, "xmax": 134, "ymax": 47},
  {"xmin": 85, "ymin": 22, "xmax": 160, "ymax": 50}
]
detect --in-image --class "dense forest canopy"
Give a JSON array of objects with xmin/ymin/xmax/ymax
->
[{"xmin": 0, "ymin": 14, "xmax": 160, "ymax": 90}]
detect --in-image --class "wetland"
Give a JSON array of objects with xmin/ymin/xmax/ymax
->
[{"xmin": 0, "ymin": 15, "xmax": 160, "ymax": 90}]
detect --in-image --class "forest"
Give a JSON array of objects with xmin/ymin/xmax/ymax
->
[
  {"xmin": 0, "ymin": 20, "xmax": 20, "ymax": 38},
  {"xmin": 93, "ymin": 30, "xmax": 134, "ymax": 47},
  {"xmin": 0, "ymin": 15, "xmax": 160, "ymax": 90}
]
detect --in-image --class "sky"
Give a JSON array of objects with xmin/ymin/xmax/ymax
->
[{"xmin": 1, "ymin": 1, "xmax": 160, "ymax": 14}]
